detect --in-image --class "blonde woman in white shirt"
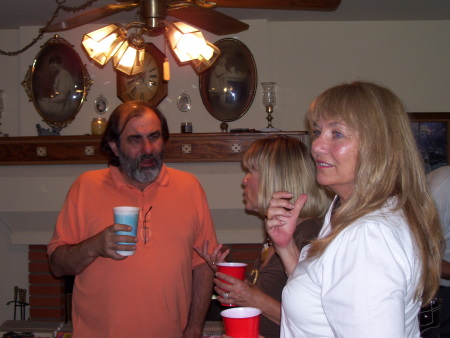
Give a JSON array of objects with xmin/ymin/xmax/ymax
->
[{"xmin": 265, "ymin": 81, "xmax": 443, "ymax": 337}]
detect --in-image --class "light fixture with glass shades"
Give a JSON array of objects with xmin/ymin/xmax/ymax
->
[
  {"xmin": 261, "ymin": 82, "xmax": 280, "ymax": 131},
  {"xmin": 190, "ymin": 41, "xmax": 221, "ymax": 73},
  {"xmin": 81, "ymin": 19, "xmax": 220, "ymax": 76},
  {"xmin": 37, "ymin": 0, "xmax": 340, "ymax": 77},
  {"xmin": 113, "ymin": 32, "xmax": 146, "ymax": 75},
  {"xmin": 165, "ymin": 22, "xmax": 221, "ymax": 73},
  {"xmin": 82, "ymin": 24, "xmax": 127, "ymax": 66},
  {"xmin": 82, "ymin": 23, "xmax": 145, "ymax": 76}
]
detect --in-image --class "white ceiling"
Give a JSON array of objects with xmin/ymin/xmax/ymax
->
[{"xmin": 1, "ymin": 0, "xmax": 450, "ymax": 30}]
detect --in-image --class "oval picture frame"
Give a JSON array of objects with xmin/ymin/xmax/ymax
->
[
  {"xmin": 94, "ymin": 94, "xmax": 109, "ymax": 115},
  {"xmin": 22, "ymin": 35, "xmax": 92, "ymax": 129},
  {"xmin": 199, "ymin": 38, "xmax": 257, "ymax": 122},
  {"xmin": 177, "ymin": 93, "xmax": 191, "ymax": 112}
]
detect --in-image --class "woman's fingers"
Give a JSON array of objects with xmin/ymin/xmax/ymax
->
[
  {"xmin": 265, "ymin": 193, "xmax": 307, "ymax": 221},
  {"xmin": 271, "ymin": 191, "xmax": 294, "ymax": 200},
  {"xmin": 217, "ymin": 248, "xmax": 230, "ymax": 263},
  {"xmin": 211, "ymin": 243, "xmax": 223, "ymax": 258},
  {"xmin": 202, "ymin": 239, "xmax": 210, "ymax": 253},
  {"xmin": 265, "ymin": 191, "xmax": 295, "ymax": 221},
  {"xmin": 215, "ymin": 271, "xmax": 240, "ymax": 286}
]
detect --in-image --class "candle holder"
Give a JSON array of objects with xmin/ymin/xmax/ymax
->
[
  {"xmin": 261, "ymin": 82, "xmax": 280, "ymax": 131},
  {"xmin": 91, "ymin": 117, "xmax": 107, "ymax": 135}
]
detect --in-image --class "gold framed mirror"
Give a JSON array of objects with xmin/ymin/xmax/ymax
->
[
  {"xmin": 22, "ymin": 35, "xmax": 92, "ymax": 129},
  {"xmin": 199, "ymin": 38, "xmax": 257, "ymax": 123}
]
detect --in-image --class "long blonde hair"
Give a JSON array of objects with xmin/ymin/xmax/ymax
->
[
  {"xmin": 307, "ymin": 81, "xmax": 443, "ymax": 304},
  {"xmin": 242, "ymin": 135, "xmax": 329, "ymax": 219}
]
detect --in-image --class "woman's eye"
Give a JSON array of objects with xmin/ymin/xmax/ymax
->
[
  {"xmin": 311, "ymin": 129, "xmax": 321, "ymax": 138},
  {"xmin": 332, "ymin": 131, "xmax": 344, "ymax": 138}
]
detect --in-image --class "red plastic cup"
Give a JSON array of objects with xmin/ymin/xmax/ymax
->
[
  {"xmin": 221, "ymin": 307, "xmax": 262, "ymax": 338},
  {"xmin": 217, "ymin": 262, "xmax": 247, "ymax": 307}
]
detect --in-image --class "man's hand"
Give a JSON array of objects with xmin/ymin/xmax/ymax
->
[
  {"xmin": 49, "ymin": 223, "xmax": 137, "ymax": 277},
  {"xmin": 92, "ymin": 223, "xmax": 137, "ymax": 259}
]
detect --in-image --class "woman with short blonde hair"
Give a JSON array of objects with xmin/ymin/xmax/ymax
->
[
  {"xmin": 197, "ymin": 135, "xmax": 329, "ymax": 338},
  {"xmin": 242, "ymin": 135, "xmax": 329, "ymax": 219}
]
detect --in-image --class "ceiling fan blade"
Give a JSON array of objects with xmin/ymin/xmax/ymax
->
[
  {"xmin": 41, "ymin": 2, "xmax": 139, "ymax": 33},
  {"xmin": 211, "ymin": 0, "xmax": 341, "ymax": 11},
  {"xmin": 168, "ymin": 6, "xmax": 249, "ymax": 35}
]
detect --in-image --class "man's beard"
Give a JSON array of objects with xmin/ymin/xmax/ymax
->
[{"xmin": 117, "ymin": 148, "xmax": 164, "ymax": 183}]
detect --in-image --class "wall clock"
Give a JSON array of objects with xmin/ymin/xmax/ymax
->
[{"xmin": 116, "ymin": 43, "xmax": 168, "ymax": 106}]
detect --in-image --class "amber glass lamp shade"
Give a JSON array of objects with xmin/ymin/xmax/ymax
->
[
  {"xmin": 166, "ymin": 22, "xmax": 220, "ymax": 66},
  {"xmin": 82, "ymin": 24, "xmax": 127, "ymax": 66},
  {"xmin": 113, "ymin": 33, "xmax": 146, "ymax": 75},
  {"xmin": 191, "ymin": 42, "xmax": 220, "ymax": 73}
]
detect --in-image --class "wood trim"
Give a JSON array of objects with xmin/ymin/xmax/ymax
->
[
  {"xmin": 0, "ymin": 132, "xmax": 307, "ymax": 165},
  {"xmin": 212, "ymin": 0, "xmax": 341, "ymax": 10}
]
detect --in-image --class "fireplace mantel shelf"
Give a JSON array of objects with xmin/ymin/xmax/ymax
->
[{"xmin": 0, "ymin": 132, "xmax": 307, "ymax": 165}]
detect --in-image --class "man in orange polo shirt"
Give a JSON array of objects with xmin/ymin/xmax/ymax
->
[{"xmin": 47, "ymin": 101, "xmax": 218, "ymax": 337}]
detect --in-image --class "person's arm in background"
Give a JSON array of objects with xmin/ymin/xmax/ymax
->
[
  {"xmin": 183, "ymin": 262, "xmax": 214, "ymax": 338},
  {"xmin": 249, "ymin": 288, "xmax": 281, "ymax": 325}
]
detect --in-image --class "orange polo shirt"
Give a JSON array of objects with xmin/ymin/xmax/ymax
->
[{"xmin": 48, "ymin": 165, "xmax": 218, "ymax": 337}]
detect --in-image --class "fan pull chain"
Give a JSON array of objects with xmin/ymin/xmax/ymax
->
[{"xmin": 163, "ymin": 36, "xmax": 170, "ymax": 81}]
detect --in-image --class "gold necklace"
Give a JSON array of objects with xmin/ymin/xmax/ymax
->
[
  {"xmin": 250, "ymin": 237, "xmax": 273, "ymax": 284},
  {"xmin": 261, "ymin": 237, "xmax": 273, "ymax": 263}
]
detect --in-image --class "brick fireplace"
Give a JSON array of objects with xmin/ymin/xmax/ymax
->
[
  {"xmin": 28, "ymin": 246, "xmax": 65, "ymax": 322},
  {"xmin": 27, "ymin": 243, "xmax": 262, "ymax": 322}
]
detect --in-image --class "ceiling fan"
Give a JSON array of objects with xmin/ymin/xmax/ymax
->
[{"xmin": 41, "ymin": 0, "xmax": 342, "ymax": 36}]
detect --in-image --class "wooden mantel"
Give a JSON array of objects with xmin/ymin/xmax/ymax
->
[{"xmin": 0, "ymin": 131, "xmax": 307, "ymax": 165}]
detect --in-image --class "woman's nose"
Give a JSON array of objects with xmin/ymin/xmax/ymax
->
[
  {"xmin": 242, "ymin": 174, "xmax": 249, "ymax": 186},
  {"xmin": 311, "ymin": 135, "xmax": 327, "ymax": 155}
]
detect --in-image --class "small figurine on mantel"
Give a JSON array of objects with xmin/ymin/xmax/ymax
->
[
  {"xmin": 36, "ymin": 123, "xmax": 61, "ymax": 136},
  {"xmin": 220, "ymin": 122, "xmax": 228, "ymax": 133}
]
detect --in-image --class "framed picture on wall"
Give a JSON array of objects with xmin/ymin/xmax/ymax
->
[
  {"xmin": 408, "ymin": 112, "xmax": 450, "ymax": 173},
  {"xmin": 22, "ymin": 35, "xmax": 92, "ymax": 129},
  {"xmin": 199, "ymin": 38, "xmax": 257, "ymax": 123}
]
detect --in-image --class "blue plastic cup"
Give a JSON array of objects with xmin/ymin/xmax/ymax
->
[{"xmin": 113, "ymin": 206, "xmax": 139, "ymax": 256}]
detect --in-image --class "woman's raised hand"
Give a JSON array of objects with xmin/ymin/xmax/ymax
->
[{"xmin": 265, "ymin": 192, "xmax": 308, "ymax": 249}]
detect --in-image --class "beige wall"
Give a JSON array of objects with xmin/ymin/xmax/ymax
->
[{"xmin": 0, "ymin": 19, "xmax": 449, "ymax": 323}]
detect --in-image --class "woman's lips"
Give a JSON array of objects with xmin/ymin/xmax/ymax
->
[{"xmin": 316, "ymin": 160, "xmax": 333, "ymax": 168}]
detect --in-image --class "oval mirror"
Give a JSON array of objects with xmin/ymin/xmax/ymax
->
[
  {"xmin": 22, "ymin": 35, "xmax": 92, "ymax": 129},
  {"xmin": 199, "ymin": 38, "xmax": 257, "ymax": 123}
]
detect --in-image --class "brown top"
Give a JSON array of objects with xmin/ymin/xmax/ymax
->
[{"xmin": 250, "ymin": 218, "xmax": 322, "ymax": 338}]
